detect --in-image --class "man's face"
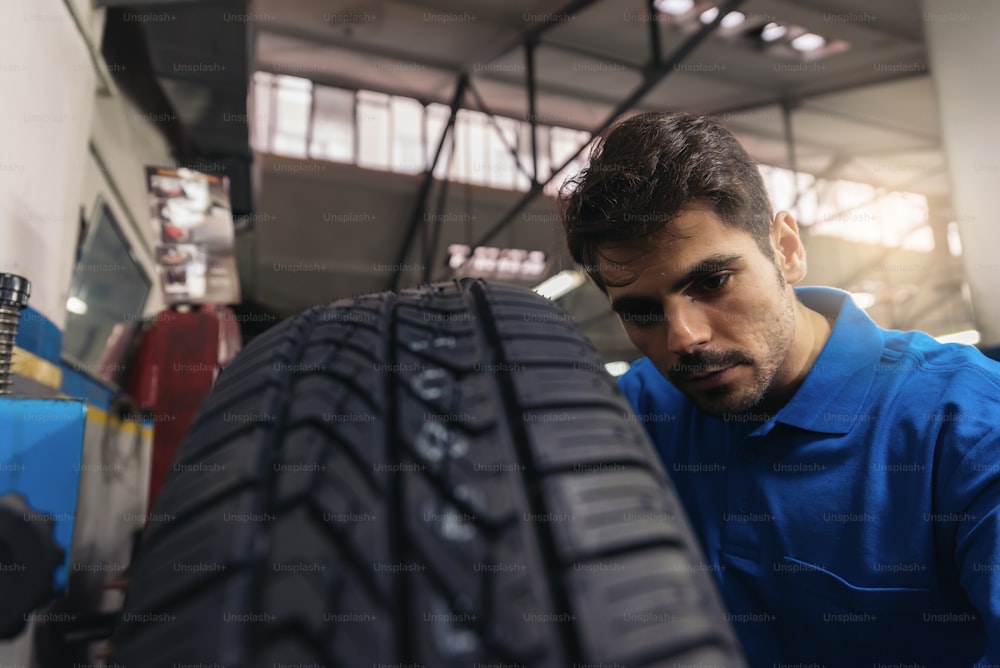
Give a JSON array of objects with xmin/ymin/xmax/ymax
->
[{"xmin": 601, "ymin": 204, "xmax": 806, "ymax": 417}]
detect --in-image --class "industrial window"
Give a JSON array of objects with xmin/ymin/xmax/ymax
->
[
  {"xmin": 62, "ymin": 201, "xmax": 151, "ymax": 384},
  {"xmin": 357, "ymin": 90, "xmax": 391, "ymax": 170},
  {"xmin": 487, "ymin": 116, "xmax": 523, "ymax": 191},
  {"xmin": 391, "ymin": 96, "xmax": 425, "ymax": 174},
  {"xmin": 251, "ymin": 72, "xmax": 933, "ymax": 253},
  {"xmin": 545, "ymin": 128, "xmax": 594, "ymax": 197},
  {"xmin": 518, "ymin": 124, "xmax": 550, "ymax": 189},
  {"xmin": 250, "ymin": 72, "xmax": 273, "ymax": 152},
  {"xmin": 270, "ymin": 75, "xmax": 311, "ymax": 158},
  {"xmin": 760, "ymin": 164, "xmax": 933, "ymax": 251},
  {"xmin": 426, "ymin": 103, "xmax": 453, "ymax": 178},
  {"xmin": 252, "ymin": 75, "xmax": 599, "ymax": 193},
  {"xmin": 457, "ymin": 109, "xmax": 487, "ymax": 186},
  {"xmin": 310, "ymin": 85, "xmax": 355, "ymax": 163}
]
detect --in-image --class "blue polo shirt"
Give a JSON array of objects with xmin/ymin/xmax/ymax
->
[{"xmin": 619, "ymin": 287, "xmax": 1000, "ymax": 667}]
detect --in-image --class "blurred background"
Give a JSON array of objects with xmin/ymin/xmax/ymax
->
[
  {"xmin": 4, "ymin": 0, "xmax": 1000, "ymax": 372},
  {"xmin": 1, "ymin": 0, "xmax": 999, "ymax": 662}
]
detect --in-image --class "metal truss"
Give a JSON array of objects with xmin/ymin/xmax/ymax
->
[{"xmin": 388, "ymin": 0, "xmax": 749, "ymax": 289}]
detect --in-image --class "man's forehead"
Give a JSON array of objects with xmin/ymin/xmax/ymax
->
[
  {"xmin": 599, "ymin": 208, "xmax": 765, "ymax": 279},
  {"xmin": 597, "ymin": 231, "xmax": 716, "ymax": 280},
  {"xmin": 595, "ymin": 221, "xmax": 691, "ymax": 273}
]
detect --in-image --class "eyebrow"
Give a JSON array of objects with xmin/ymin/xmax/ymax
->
[{"xmin": 610, "ymin": 252, "xmax": 743, "ymax": 313}]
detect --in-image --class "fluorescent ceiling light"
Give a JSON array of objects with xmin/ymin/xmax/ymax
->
[
  {"xmin": 791, "ymin": 32, "xmax": 826, "ymax": 51},
  {"xmin": 720, "ymin": 11, "xmax": 746, "ymax": 28},
  {"xmin": 654, "ymin": 0, "xmax": 694, "ymax": 15},
  {"xmin": 761, "ymin": 22, "xmax": 787, "ymax": 41},
  {"xmin": 66, "ymin": 296, "xmax": 88, "ymax": 315},
  {"xmin": 699, "ymin": 7, "xmax": 719, "ymax": 23},
  {"xmin": 604, "ymin": 361, "xmax": 631, "ymax": 377},
  {"xmin": 448, "ymin": 244, "xmax": 549, "ymax": 279},
  {"xmin": 851, "ymin": 292, "xmax": 876, "ymax": 309},
  {"xmin": 533, "ymin": 270, "xmax": 585, "ymax": 300},
  {"xmin": 935, "ymin": 329, "xmax": 981, "ymax": 346}
]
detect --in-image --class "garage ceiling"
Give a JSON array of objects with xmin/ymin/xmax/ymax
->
[
  {"xmin": 183, "ymin": 0, "xmax": 953, "ymax": 358},
  {"xmin": 253, "ymin": 0, "xmax": 942, "ymax": 193}
]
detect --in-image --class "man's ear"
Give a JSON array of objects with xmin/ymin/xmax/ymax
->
[{"xmin": 771, "ymin": 210, "xmax": 807, "ymax": 285}]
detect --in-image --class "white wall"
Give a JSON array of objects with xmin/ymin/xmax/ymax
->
[
  {"xmin": 0, "ymin": 3, "xmax": 175, "ymax": 659},
  {"xmin": 0, "ymin": 0, "xmax": 174, "ymax": 332},
  {"xmin": 0, "ymin": 0, "xmax": 97, "ymax": 330},
  {"xmin": 85, "ymin": 88, "xmax": 177, "ymax": 316},
  {"xmin": 922, "ymin": 0, "xmax": 1000, "ymax": 346}
]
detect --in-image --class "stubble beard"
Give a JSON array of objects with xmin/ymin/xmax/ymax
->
[{"xmin": 674, "ymin": 287, "xmax": 797, "ymax": 418}]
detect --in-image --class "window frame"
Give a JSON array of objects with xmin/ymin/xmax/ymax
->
[{"xmin": 61, "ymin": 196, "xmax": 152, "ymax": 388}]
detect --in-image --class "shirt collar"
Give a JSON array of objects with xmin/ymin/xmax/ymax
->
[{"xmin": 770, "ymin": 287, "xmax": 884, "ymax": 434}]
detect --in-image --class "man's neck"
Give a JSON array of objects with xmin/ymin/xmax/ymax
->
[
  {"xmin": 800, "ymin": 303, "xmax": 833, "ymax": 375},
  {"xmin": 756, "ymin": 302, "xmax": 833, "ymax": 417}
]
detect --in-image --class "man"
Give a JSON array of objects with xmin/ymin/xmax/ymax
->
[{"xmin": 559, "ymin": 111, "xmax": 1000, "ymax": 666}]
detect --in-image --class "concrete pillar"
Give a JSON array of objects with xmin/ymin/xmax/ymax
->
[{"xmin": 921, "ymin": 0, "xmax": 1000, "ymax": 346}]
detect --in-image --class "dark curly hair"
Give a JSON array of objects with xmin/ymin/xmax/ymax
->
[{"xmin": 559, "ymin": 111, "xmax": 775, "ymax": 293}]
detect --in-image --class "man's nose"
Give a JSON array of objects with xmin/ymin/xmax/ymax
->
[{"xmin": 665, "ymin": 302, "xmax": 711, "ymax": 356}]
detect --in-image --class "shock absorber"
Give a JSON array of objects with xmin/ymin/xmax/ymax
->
[{"xmin": 0, "ymin": 273, "xmax": 31, "ymax": 395}]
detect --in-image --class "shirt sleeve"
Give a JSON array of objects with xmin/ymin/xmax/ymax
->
[{"xmin": 943, "ymin": 427, "xmax": 1000, "ymax": 665}]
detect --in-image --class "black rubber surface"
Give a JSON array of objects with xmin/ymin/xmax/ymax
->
[{"xmin": 109, "ymin": 279, "xmax": 747, "ymax": 667}]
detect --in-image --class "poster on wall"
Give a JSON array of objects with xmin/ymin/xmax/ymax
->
[{"xmin": 145, "ymin": 166, "xmax": 241, "ymax": 305}]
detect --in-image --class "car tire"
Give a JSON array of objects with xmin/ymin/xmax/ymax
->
[{"xmin": 109, "ymin": 279, "xmax": 746, "ymax": 668}]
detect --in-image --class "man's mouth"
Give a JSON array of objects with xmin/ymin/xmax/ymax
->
[
  {"xmin": 682, "ymin": 365, "xmax": 738, "ymax": 390},
  {"xmin": 687, "ymin": 367, "xmax": 731, "ymax": 380}
]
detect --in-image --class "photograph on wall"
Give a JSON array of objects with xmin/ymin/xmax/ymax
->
[{"xmin": 146, "ymin": 166, "xmax": 241, "ymax": 305}]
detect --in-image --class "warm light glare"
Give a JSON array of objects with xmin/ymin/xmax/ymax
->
[
  {"xmin": 851, "ymin": 292, "xmax": 877, "ymax": 309},
  {"xmin": 761, "ymin": 22, "xmax": 787, "ymax": 41},
  {"xmin": 699, "ymin": 7, "xmax": 719, "ymax": 23},
  {"xmin": 533, "ymin": 270, "xmax": 586, "ymax": 300},
  {"xmin": 67, "ymin": 296, "xmax": 88, "ymax": 315},
  {"xmin": 791, "ymin": 32, "xmax": 826, "ymax": 51},
  {"xmin": 654, "ymin": 0, "xmax": 695, "ymax": 15},
  {"xmin": 947, "ymin": 222, "xmax": 963, "ymax": 257},
  {"xmin": 935, "ymin": 330, "xmax": 981, "ymax": 346},
  {"xmin": 605, "ymin": 361, "xmax": 631, "ymax": 377},
  {"xmin": 720, "ymin": 11, "xmax": 746, "ymax": 28}
]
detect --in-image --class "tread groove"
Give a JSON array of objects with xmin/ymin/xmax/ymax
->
[
  {"xmin": 244, "ymin": 309, "xmax": 326, "ymax": 660},
  {"xmin": 466, "ymin": 279, "xmax": 583, "ymax": 667}
]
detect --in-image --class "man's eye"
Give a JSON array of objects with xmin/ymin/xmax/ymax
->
[{"xmin": 700, "ymin": 273, "xmax": 731, "ymax": 291}]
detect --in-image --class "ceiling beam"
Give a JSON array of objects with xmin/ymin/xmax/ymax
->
[
  {"xmin": 706, "ymin": 69, "xmax": 930, "ymax": 117},
  {"xmin": 467, "ymin": 0, "xmax": 607, "ymax": 71},
  {"xmin": 389, "ymin": 75, "xmax": 468, "ymax": 291},
  {"xmin": 259, "ymin": 2, "xmax": 611, "ymax": 84},
  {"xmin": 776, "ymin": 0, "xmax": 925, "ymax": 44},
  {"xmin": 797, "ymin": 100, "xmax": 939, "ymax": 143},
  {"xmin": 257, "ymin": 17, "xmax": 935, "ymax": 144},
  {"xmin": 539, "ymin": 39, "xmax": 644, "ymax": 72},
  {"xmin": 457, "ymin": 0, "xmax": 750, "ymax": 261},
  {"xmin": 255, "ymin": 20, "xmax": 646, "ymax": 126}
]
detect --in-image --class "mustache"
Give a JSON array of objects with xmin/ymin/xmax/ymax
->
[{"xmin": 668, "ymin": 350, "xmax": 754, "ymax": 382}]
